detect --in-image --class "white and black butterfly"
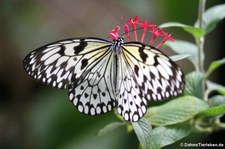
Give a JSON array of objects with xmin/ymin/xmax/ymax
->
[{"xmin": 23, "ymin": 37, "xmax": 185, "ymax": 122}]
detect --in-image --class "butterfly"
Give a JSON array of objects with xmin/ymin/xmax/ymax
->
[{"xmin": 23, "ymin": 36, "xmax": 185, "ymax": 122}]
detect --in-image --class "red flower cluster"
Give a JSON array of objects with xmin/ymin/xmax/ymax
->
[{"xmin": 109, "ymin": 16, "xmax": 175, "ymax": 48}]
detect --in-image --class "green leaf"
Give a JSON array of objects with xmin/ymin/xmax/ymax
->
[
  {"xmin": 148, "ymin": 123, "xmax": 191, "ymax": 149},
  {"xmin": 97, "ymin": 122, "xmax": 125, "ymax": 136},
  {"xmin": 169, "ymin": 54, "xmax": 190, "ymax": 62},
  {"xmin": 198, "ymin": 105, "xmax": 225, "ymax": 117},
  {"xmin": 195, "ymin": 4, "xmax": 225, "ymax": 34},
  {"xmin": 165, "ymin": 40, "xmax": 198, "ymax": 69},
  {"xmin": 185, "ymin": 71, "xmax": 204, "ymax": 99},
  {"xmin": 205, "ymin": 57, "xmax": 225, "ymax": 78},
  {"xmin": 208, "ymin": 95, "xmax": 225, "ymax": 107},
  {"xmin": 159, "ymin": 22, "xmax": 204, "ymax": 37},
  {"xmin": 132, "ymin": 118, "xmax": 152, "ymax": 149},
  {"xmin": 145, "ymin": 96, "xmax": 208, "ymax": 126},
  {"xmin": 206, "ymin": 81, "xmax": 225, "ymax": 96}
]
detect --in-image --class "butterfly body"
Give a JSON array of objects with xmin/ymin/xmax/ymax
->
[{"xmin": 23, "ymin": 37, "xmax": 185, "ymax": 122}]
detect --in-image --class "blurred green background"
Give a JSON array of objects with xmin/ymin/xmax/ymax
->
[{"xmin": 0, "ymin": 0, "xmax": 224, "ymax": 149}]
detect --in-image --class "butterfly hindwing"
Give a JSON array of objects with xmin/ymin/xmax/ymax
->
[
  {"xmin": 117, "ymin": 52, "xmax": 148, "ymax": 121},
  {"xmin": 68, "ymin": 47, "xmax": 116, "ymax": 115}
]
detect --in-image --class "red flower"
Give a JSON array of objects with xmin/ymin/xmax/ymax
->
[
  {"xmin": 126, "ymin": 16, "xmax": 139, "ymax": 41},
  {"xmin": 123, "ymin": 24, "xmax": 130, "ymax": 42},
  {"xmin": 149, "ymin": 27, "xmax": 164, "ymax": 45},
  {"xmin": 156, "ymin": 32, "xmax": 175, "ymax": 48},
  {"xmin": 109, "ymin": 26, "xmax": 120, "ymax": 40},
  {"xmin": 109, "ymin": 16, "xmax": 175, "ymax": 48},
  {"xmin": 138, "ymin": 20, "xmax": 156, "ymax": 42}
]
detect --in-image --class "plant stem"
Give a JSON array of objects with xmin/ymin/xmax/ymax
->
[
  {"xmin": 196, "ymin": 0, "xmax": 207, "ymax": 100},
  {"xmin": 196, "ymin": 0, "xmax": 206, "ymax": 72}
]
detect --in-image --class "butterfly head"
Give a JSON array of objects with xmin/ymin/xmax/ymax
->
[{"xmin": 112, "ymin": 37, "xmax": 124, "ymax": 55}]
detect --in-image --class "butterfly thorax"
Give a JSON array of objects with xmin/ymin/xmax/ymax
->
[{"xmin": 112, "ymin": 37, "xmax": 124, "ymax": 55}]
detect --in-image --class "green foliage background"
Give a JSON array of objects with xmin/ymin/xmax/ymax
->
[{"xmin": 0, "ymin": 0, "xmax": 224, "ymax": 149}]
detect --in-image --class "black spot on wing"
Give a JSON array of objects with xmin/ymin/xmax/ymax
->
[
  {"xmin": 93, "ymin": 94, "xmax": 97, "ymax": 99},
  {"xmin": 74, "ymin": 39, "xmax": 88, "ymax": 54},
  {"xmin": 81, "ymin": 58, "xmax": 88, "ymax": 70},
  {"xmin": 134, "ymin": 65, "xmax": 139, "ymax": 77},
  {"xmin": 138, "ymin": 45, "xmax": 148, "ymax": 63},
  {"xmin": 58, "ymin": 45, "xmax": 66, "ymax": 55},
  {"xmin": 84, "ymin": 93, "xmax": 89, "ymax": 98}
]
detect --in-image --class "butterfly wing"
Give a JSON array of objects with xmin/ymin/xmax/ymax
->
[
  {"xmin": 23, "ymin": 37, "xmax": 116, "ymax": 115},
  {"xmin": 117, "ymin": 52, "xmax": 148, "ymax": 121},
  {"xmin": 117, "ymin": 42, "xmax": 185, "ymax": 121}
]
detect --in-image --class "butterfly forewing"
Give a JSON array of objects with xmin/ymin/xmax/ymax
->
[
  {"xmin": 23, "ymin": 38, "xmax": 111, "ymax": 89},
  {"xmin": 121, "ymin": 42, "xmax": 185, "ymax": 101}
]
